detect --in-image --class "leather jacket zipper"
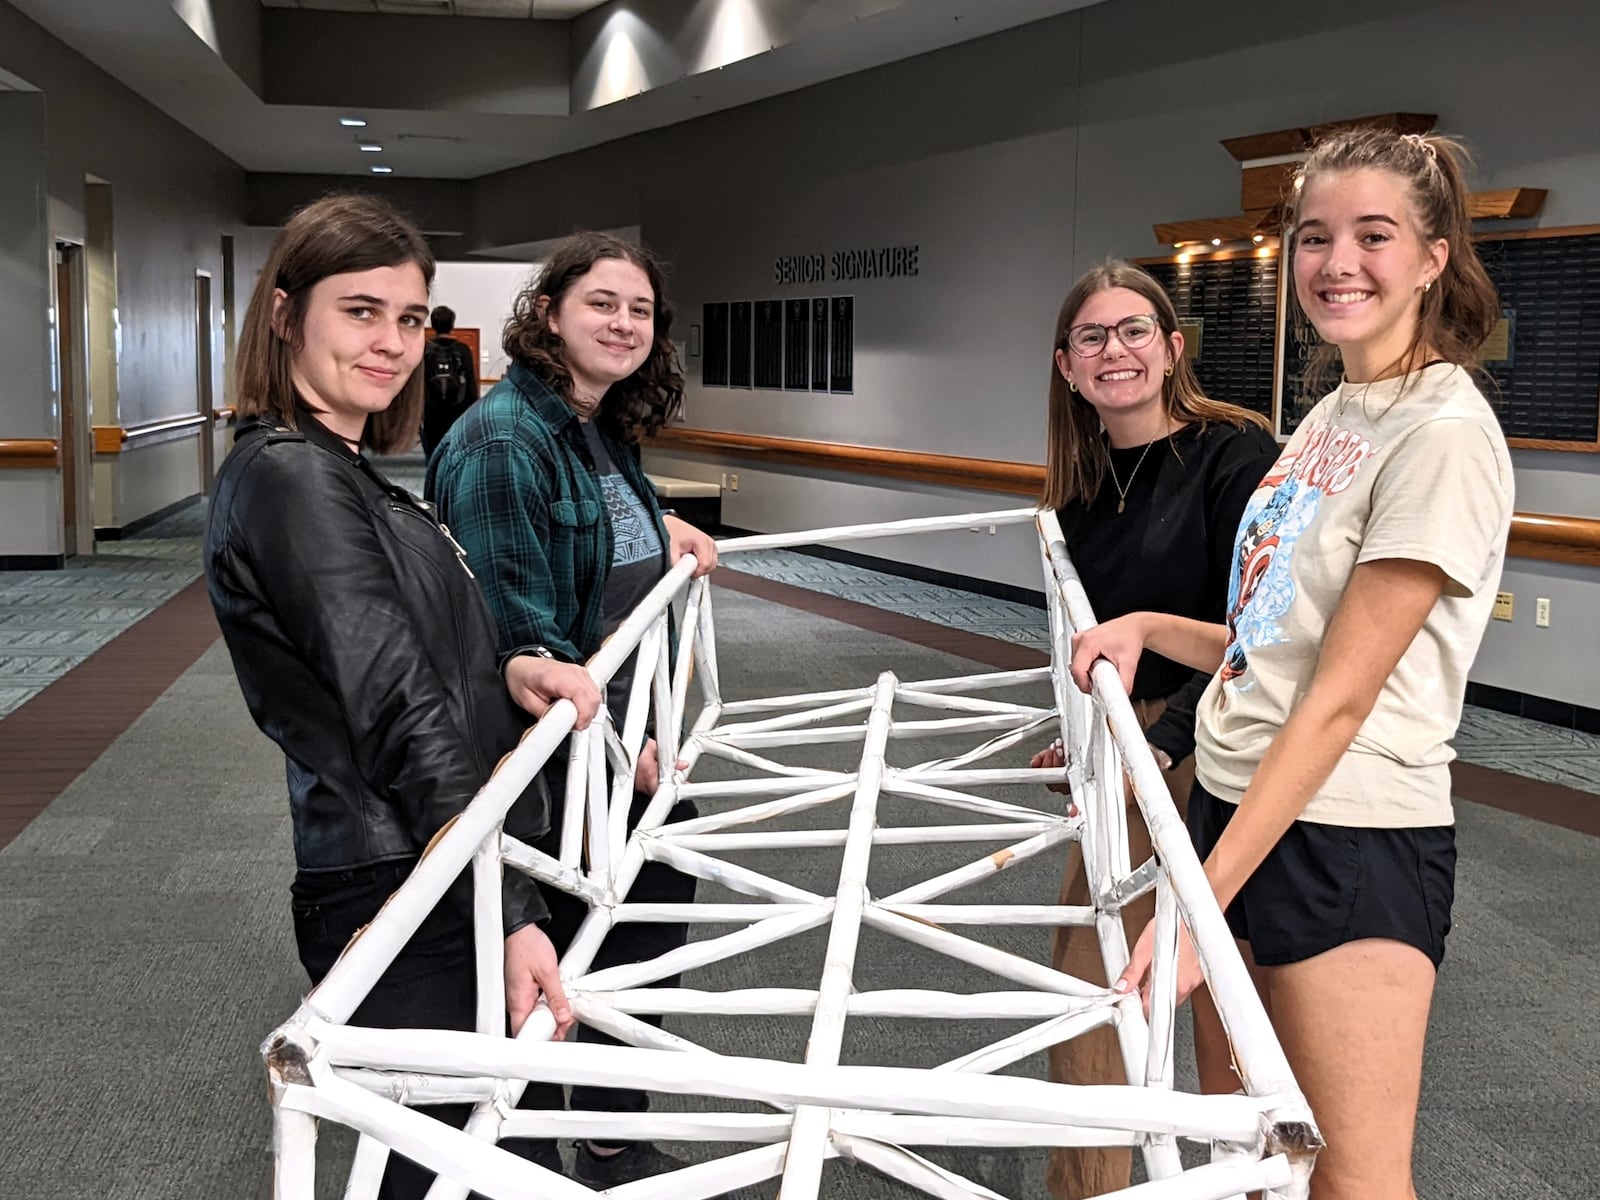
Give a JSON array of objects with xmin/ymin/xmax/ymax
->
[{"xmin": 390, "ymin": 501, "xmax": 476, "ymax": 580}]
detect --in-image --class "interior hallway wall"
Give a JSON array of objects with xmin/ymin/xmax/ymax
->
[
  {"xmin": 0, "ymin": 0, "xmax": 252, "ymax": 541},
  {"xmin": 471, "ymin": 0, "xmax": 1600, "ymax": 709},
  {"xmin": 0, "ymin": 87, "xmax": 60, "ymax": 562}
]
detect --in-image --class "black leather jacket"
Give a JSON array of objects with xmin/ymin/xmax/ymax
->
[{"xmin": 206, "ymin": 414, "xmax": 549, "ymax": 933}]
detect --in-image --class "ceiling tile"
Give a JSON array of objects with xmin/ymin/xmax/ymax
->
[{"xmin": 455, "ymin": 0, "xmax": 533, "ymax": 16}]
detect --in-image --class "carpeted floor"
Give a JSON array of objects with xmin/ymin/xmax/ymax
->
[{"xmin": 0, "ymin": 582, "xmax": 1594, "ymax": 1198}]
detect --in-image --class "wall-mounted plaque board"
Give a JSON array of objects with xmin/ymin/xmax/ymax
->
[
  {"xmin": 701, "ymin": 303, "xmax": 729, "ymax": 387},
  {"xmin": 784, "ymin": 298, "xmax": 810, "ymax": 389},
  {"xmin": 1143, "ymin": 253, "xmax": 1278, "ymax": 425},
  {"xmin": 754, "ymin": 299, "xmax": 783, "ymax": 389},
  {"xmin": 830, "ymin": 296, "xmax": 854, "ymax": 393},
  {"xmin": 1475, "ymin": 228, "xmax": 1600, "ymax": 449},
  {"xmin": 811, "ymin": 298, "xmax": 830, "ymax": 392},
  {"xmin": 729, "ymin": 301, "xmax": 753, "ymax": 388}
]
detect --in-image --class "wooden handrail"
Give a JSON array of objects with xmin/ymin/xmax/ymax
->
[
  {"xmin": 0, "ymin": 438, "xmax": 61, "ymax": 469},
  {"xmin": 93, "ymin": 413, "xmax": 209, "ymax": 454},
  {"xmin": 652, "ymin": 426, "xmax": 1600, "ymax": 567}
]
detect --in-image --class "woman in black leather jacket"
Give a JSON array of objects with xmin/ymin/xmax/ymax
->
[{"xmin": 205, "ymin": 194, "xmax": 595, "ymax": 1199}]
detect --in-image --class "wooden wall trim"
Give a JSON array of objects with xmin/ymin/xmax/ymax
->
[
  {"xmin": 652, "ymin": 427, "xmax": 1042, "ymax": 495},
  {"xmin": 93, "ymin": 413, "xmax": 208, "ymax": 454},
  {"xmin": 652, "ymin": 426, "xmax": 1600, "ymax": 566},
  {"xmin": 0, "ymin": 439, "xmax": 61, "ymax": 469}
]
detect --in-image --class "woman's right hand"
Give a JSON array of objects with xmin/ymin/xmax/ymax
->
[
  {"xmin": 1069, "ymin": 613, "xmax": 1150, "ymax": 696},
  {"xmin": 505, "ymin": 654, "xmax": 602, "ymax": 730}
]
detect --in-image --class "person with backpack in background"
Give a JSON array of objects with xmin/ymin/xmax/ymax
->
[{"xmin": 421, "ymin": 305, "xmax": 479, "ymax": 457}]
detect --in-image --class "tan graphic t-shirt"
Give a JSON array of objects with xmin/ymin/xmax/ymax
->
[{"xmin": 1195, "ymin": 363, "xmax": 1513, "ymax": 828}]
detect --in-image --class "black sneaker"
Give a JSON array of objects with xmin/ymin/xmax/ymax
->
[{"xmin": 572, "ymin": 1142, "xmax": 691, "ymax": 1187}]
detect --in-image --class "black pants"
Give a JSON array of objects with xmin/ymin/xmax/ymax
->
[{"xmin": 292, "ymin": 789, "xmax": 695, "ymax": 1198}]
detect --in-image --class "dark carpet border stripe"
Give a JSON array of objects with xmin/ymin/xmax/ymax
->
[
  {"xmin": 713, "ymin": 569, "xmax": 1599, "ymax": 840},
  {"xmin": 0, "ymin": 577, "xmax": 219, "ymax": 849}
]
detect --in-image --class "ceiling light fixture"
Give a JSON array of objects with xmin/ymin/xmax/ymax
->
[
  {"xmin": 370, "ymin": 165, "xmax": 394, "ymax": 174},
  {"xmin": 339, "ymin": 117, "xmax": 367, "ymax": 127},
  {"xmin": 359, "ymin": 143, "xmax": 383, "ymax": 152}
]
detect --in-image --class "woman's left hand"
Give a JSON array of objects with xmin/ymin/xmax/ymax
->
[
  {"xmin": 1114, "ymin": 916, "xmax": 1206, "ymax": 1016},
  {"xmin": 663, "ymin": 514, "xmax": 718, "ymax": 577}
]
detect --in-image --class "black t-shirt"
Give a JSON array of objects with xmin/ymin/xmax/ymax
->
[
  {"xmin": 579, "ymin": 421, "xmax": 665, "ymax": 720},
  {"xmin": 1055, "ymin": 421, "xmax": 1279, "ymax": 751}
]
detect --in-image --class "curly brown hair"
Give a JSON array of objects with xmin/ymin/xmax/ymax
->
[{"xmin": 503, "ymin": 231, "xmax": 683, "ymax": 444}]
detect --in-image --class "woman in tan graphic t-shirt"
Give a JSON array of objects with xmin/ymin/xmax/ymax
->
[{"xmin": 1070, "ymin": 128, "xmax": 1512, "ymax": 1200}]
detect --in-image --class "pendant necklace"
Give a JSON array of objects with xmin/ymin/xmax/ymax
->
[{"xmin": 1106, "ymin": 440, "xmax": 1154, "ymax": 514}]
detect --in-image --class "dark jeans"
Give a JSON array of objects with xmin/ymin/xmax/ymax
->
[
  {"xmin": 290, "ymin": 786, "xmax": 695, "ymax": 1197},
  {"xmin": 524, "ymin": 776, "xmax": 697, "ymax": 1126}
]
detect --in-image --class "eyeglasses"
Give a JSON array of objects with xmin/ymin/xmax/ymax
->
[{"xmin": 1062, "ymin": 313, "xmax": 1161, "ymax": 357}]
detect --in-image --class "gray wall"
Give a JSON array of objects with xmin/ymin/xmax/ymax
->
[
  {"xmin": 0, "ymin": 0, "xmax": 253, "ymax": 539},
  {"xmin": 473, "ymin": 0, "xmax": 1600, "ymax": 708}
]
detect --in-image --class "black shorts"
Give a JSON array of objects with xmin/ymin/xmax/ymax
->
[{"xmin": 1187, "ymin": 779, "xmax": 1456, "ymax": 968}]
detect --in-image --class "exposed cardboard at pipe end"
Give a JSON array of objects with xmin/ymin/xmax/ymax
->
[
  {"xmin": 264, "ymin": 1033, "xmax": 313, "ymax": 1087},
  {"xmin": 989, "ymin": 848, "xmax": 1015, "ymax": 869}
]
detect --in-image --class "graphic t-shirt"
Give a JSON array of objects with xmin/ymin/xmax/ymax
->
[
  {"xmin": 1195, "ymin": 364, "xmax": 1513, "ymax": 828},
  {"xmin": 580, "ymin": 421, "xmax": 665, "ymax": 720}
]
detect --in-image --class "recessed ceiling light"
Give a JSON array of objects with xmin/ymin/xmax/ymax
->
[
  {"xmin": 370, "ymin": 165, "xmax": 394, "ymax": 174},
  {"xmin": 359, "ymin": 143, "xmax": 383, "ymax": 152},
  {"xmin": 339, "ymin": 117, "xmax": 367, "ymax": 127}
]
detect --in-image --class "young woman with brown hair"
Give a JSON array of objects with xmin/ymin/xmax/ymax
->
[
  {"xmin": 1073, "ymin": 129, "xmax": 1512, "ymax": 1200},
  {"xmin": 428, "ymin": 230, "xmax": 716, "ymax": 1188},
  {"xmin": 208, "ymin": 194, "xmax": 594, "ymax": 1197},
  {"xmin": 1032, "ymin": 259, "xmax": 1279, "ymax": 1198}
]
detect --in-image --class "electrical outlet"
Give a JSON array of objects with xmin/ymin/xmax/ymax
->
[
  {"xmin": 727, "ymin": 473, "xmax": 740, "ymax": 492},
  {"xmin": 1491, "ymin": 591, "xmax": 1514, "ymax": 621},
  {"xmin": 1536, "ymin": 597, "xmax": 1551, "ymax": 628},
  {"xmin": 719, "ymin": 472, "xmax": 728, "ymax": 489}
]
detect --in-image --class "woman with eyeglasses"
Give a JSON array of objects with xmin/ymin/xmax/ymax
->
[{"xmin": 1030, "ymin": 260, "xmax": 1278, "ymax": 1200}]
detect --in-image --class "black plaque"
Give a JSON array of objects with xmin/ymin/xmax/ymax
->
[
  {"xmin": 1477, "ymin": 231, "xmax": 1600, "ymax": 444},
  {"xmin": 1145, "ymin": 256, "xmax": 1278, "ymax": 423},
  {"xmin": 829, "ymin": 296, "xmax": 854, "ymax": 393},
  {"xmin": 753, "ymin": 299, "xmax": 783, "ymax": 389},
  {"xmin": 811, "ymin": 297, "xmax": 830, "ymax": 392},
  {"xmin": 784, "ymin": 298, "xmax": 810, "ymax": 389},
  {"xmin": 729, "ymin": 301, "xmax": 753, "ymax": 388},
  {"xmin": 701, "ymin": 303, "xmax": 729, "ymax": 387}
]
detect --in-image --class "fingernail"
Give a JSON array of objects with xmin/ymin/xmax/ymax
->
[{"xmin": 1113, "ymin": 979, "xmax": 1131, "ymax": 993}]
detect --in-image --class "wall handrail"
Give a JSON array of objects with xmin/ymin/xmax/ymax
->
[
  {"xmin": 652, "ymin": 426, "xmax": 1600, "ymax": 568},
  {"xmin": 93, "ymin": 412, "xmax": 209, "ymax": 454},
  {"xmin": 0, "ymin": 439, "xmax": 62, "ymax": 469}
]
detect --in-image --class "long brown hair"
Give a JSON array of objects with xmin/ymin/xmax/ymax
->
[
  {"xmin": 1042, "ymin": 260, "xmax": 1271, "ymax": 509},
  {"xmin": 1287, "ymin": 128, "xmax": 1499, "ymax": 401},
  {"xmin": 236, "ymin": 193, "xmax": 435, "ymax": 454},
  {"xmin": 502, "ymin": 231, "xmax": 683, "ymax": 444}
]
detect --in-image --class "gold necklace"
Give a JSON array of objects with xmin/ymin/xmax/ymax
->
[{"xmin": 1105, "ymin": 440, "xmax": 1154, "ymax": 514}]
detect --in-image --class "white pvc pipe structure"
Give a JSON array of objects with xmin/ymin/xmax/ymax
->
[{"xmin": 261, "ymin": 506, "xmax": 1320, "ymax": 1200}]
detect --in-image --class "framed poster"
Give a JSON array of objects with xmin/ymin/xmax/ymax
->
[
  {"xmin": 810, "ymin": 297, "xmax": 830, "ymax": 392},
  {"xmin": 829, "ymin": 296, "xmax": 854, "ymax": 393},
  {"xmin": 784, "ymin": 298, "xmax": 810, "ymax": 390},
  {"xmin": 701, "ymin": 303, "xmax": 729, "ymax": 387},
  {"xmin": 729, "ymin": 301, "xmax": 753, "ymax": 389},
  {"xmin": 753, "ymin": 299, "xmax": 783, "ymax": 390}
]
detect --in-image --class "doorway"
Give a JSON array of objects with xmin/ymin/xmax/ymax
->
[
  {"xmin": 195, "ymin": 271, "xmax": 215, "ymax": 493},
  {"xmin": 55, "ymin": 242, "xmax": 91, "ymax": 557}
]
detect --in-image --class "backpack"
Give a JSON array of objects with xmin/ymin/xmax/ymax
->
[{"xmin": 425, "ymin": 339, "xmax": 474, "ymax": 416}]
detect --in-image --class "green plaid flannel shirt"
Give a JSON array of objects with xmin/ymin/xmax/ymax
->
[{"xmin": 425, "ymin": 362, "xmax": 670, "ymax": 666}]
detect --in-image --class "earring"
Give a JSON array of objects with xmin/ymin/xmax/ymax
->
[
  {"xmin": 1423, "ymin": 279, "xmax": 1434, "ymax": 292},
  {"xmin": 1067, "ymin": 377, "xmax": 1077, "ymax": 392},
  {"xmin": 1164, "ymin": 364, "xmax": 1174, "ymax": 377}
]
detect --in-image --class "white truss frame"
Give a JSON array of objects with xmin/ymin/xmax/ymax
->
[{"xmin": 263, "ymin": 506, "xmax": 1321, "ymax": 1200}]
